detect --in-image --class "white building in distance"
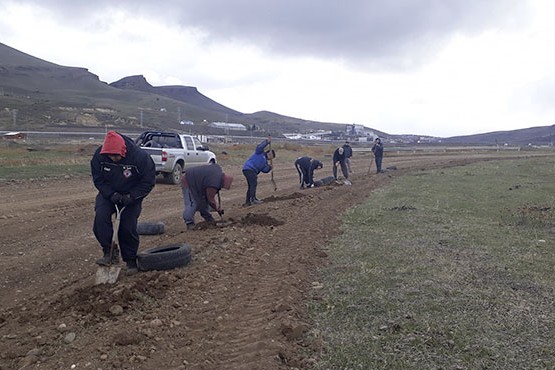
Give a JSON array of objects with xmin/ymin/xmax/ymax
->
[{"xmin": 209, "ymin": 122, "xmax": 247, "ymax": 131}]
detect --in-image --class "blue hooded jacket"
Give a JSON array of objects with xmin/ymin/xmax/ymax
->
[{"xmin": 242, "ymin": 139, "xmax": 272, "ymax": 174}]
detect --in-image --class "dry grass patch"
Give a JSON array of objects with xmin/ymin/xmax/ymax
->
[{"xmin": 309, "ymin": 157, "xmax": 555, "ymax": 370}]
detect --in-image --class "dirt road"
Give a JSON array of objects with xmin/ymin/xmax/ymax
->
[{"xmin": 0, "ymin": 151, "xmax": 524, "ymax": 369}]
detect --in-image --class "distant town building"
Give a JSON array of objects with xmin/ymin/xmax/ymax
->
[
  {"xmin": 346, "ymin": 124, "xmax": 368, "ymax": 136},
  {"xmin": 282, "ymin": 130, "xmax": 331, "ymax": 140},
  {"xmin": 209, "ymin": 122, "xmax": 247, "ymax": 131}
]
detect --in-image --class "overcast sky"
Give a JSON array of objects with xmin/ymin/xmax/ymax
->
[{"xmin": 1, "ymin": 0, "xmax": 554, "ymax": 137}]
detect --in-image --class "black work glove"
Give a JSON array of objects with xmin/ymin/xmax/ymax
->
[
  {"xmin": 120, "ymin": 194, "xmax": 134, "ymax": 207},
  {"xmin": 110, "ymin": 192, "xmax": 123, "ymax": 204}
]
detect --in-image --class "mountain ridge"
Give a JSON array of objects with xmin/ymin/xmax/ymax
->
[{"xmin": 1, "ymin": 41, "xmax": 553, "ymax": 145}]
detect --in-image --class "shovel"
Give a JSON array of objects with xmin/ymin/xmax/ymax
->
[
  {"xmin": 268, "ymin": 139, "xmax": 277, "ymax": 191},
  {"xmin": 95, "ymin": 205, "xmax": 125, "ymax": 285},
  {"xmin": 368, "ymin": 152, "xmax": 375, "ymax": 175}
]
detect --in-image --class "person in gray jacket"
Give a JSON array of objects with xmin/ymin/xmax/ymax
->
[{"xmin": 181, "ymin": 163, "xmax": 233, "ymax": 230}]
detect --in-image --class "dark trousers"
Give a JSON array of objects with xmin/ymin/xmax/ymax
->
[
  {"xmin": 93, "ymin": 193, "xmax": 142, "ymax": 262},
  {"xmin": 295, "ymin": 163, "xmax": 309, "ymax": 187},
  {"xmin": 333, "ymin": 161, "xmax": 349, "ymax": 180},
  {"xmin": 242, "ymin": 169, "xmax": 258, "ymax": 204},
  {"xmin": 375, "ymin": 155, "xmax": 383, "ymax": 173}
]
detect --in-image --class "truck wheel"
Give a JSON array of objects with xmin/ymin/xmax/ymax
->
[
  {"xmin": 137, "ymin": 244, "xmax": 192, "ymax": 271},
  {"xmin": 166, "ymin": 163, "xmax": 183, "ymax": 184},
  {"xmin": 137, "ymin": 222, "xmax": 165, "ymax": 235}
]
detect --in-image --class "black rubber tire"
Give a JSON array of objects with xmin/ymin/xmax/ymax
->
[
  {"xmin": 164, "ymin": 162, "xmax": 183, "ymax": 184},
  {"xmin": 314, "ymin": 176, "xmax": 335, "ymax": 187},
  {"xmin": 137, "ymin": 222, "xmax": 165, "ymax": 235},
  {"xmin": 137, "ymin": 243, "xmax": 192, "ymax": 272}
]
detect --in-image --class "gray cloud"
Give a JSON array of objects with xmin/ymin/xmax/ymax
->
[{"xmin": 26, "ymin": 0, "xmax": 529, "ymax": 67}]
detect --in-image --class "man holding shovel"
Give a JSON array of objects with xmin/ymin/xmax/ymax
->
[
  {"xmin": 332, "ymin": 146, "xmax": 350, "ymax": 182},
  {"xmin": 242, "ymin": 137, "xmax": 274, "ymax": 207},
  {"xmin": 371, "ymin": 137, "xmax": 384, "ymax": 173},
  {"xmin": 181, "ymin": 163, "xmax": 233, "ymax": 230},
  {"xmin": 91, "ymin": 131, "xmax": 156, "ymax": 276}
]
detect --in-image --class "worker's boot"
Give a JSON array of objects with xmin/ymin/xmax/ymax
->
[
  {"xmin": 95, "ymin": 247, "xmax": 120, "ymax": 266},
  {"xmin": 126, "ymin": 259, "xmax": 139, "ymax": 276}
]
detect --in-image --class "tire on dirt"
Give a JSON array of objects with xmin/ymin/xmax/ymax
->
[
  {"xmin": 314, "ymin": 176, "xmax": 335, "ymax": 187},
  {"xmin": 137, "ymin": 243, "xmax": 192, "ymax": 272},
  {"xmin": 164, "ymin": 162, "xmax": 183, "ymax": 185},
  {"xmin": 137, "ymin": 222, "xmax": 165, "ymax": 235}
]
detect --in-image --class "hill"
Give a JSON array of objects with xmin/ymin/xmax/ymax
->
[
  {"xmin": 0, "ymin": 42, "xmax": 355, "ymax": 138},
  {"xmin": 1, "ymin": 41, "xmax": 553, "ymax": 145},
  {"xmin": 441, "ymin": 125, "xmax": 555, "ymax": 146}
]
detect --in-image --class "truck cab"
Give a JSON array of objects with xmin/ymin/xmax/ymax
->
[{"xmin": 136, "ymin": 131, "xmax": 217, "ymax": 184}]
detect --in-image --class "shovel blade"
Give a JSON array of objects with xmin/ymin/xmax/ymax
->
[{"xmin": 95, "ymin": 266, "xmax": 122, "ymax": 285}]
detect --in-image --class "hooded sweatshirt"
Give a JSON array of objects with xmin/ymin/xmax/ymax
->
[
  {"xmin": 91, "ymin": 132, "xmax": 156, "ymax": 201},
  {"xmin": 99, "ymin": 130, "xmax": 127, "ymax": 157},
  {"xmin": 242, "ymin": 139, "xmax": 272, "ymax": 174}
]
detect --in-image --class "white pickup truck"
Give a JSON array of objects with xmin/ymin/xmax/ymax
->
[{"xmin": 135, "ymin": 131, "xmax": 217, "ymax": 184}]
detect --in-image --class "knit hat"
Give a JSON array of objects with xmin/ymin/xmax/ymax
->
[
  {"xmin": 100, "ymin": 131, "xmax": 127, "ymax": 157},
  {"xmin": 222, "ymin": 174, "xmax": 233, "ymax": 190}
]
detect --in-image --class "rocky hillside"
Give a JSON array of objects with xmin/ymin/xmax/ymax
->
[
  {"xmin": 1, "ymin": 42, "xmax": 553, "ymax": 144},
  {"xmin": 0, "ymin": 42, "xmax": 349, "ymax": 137},
  {"xmin": 110, "ymin": 75, "xmax": 240, "ymax": 116}
]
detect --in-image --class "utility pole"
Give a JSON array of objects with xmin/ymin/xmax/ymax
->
[
  {"xmin": 12, "ymin": 109, "xmax": 17, "ymax": 126},
  {"xmin": 177, "ymin": 107, "xmax": 181, "ymax": 124},
  {"xmin": 140, "ymin": 109, "xmax": 144, "ymax": 128}
]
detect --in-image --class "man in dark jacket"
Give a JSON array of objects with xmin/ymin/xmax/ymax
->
[
  {"xmin": 371, "ymin": 137, "xmax": 384, "ymax": 173},
  {"xmin": 332, "ymin": 146, "xmax": 350, "ymax": 181},
  {"xmin": 242, "ymin": 137, "xmax": 274, "ymax": 207},
  {"xmin": 91, "ymin": 130, "xmax": 156, "ymax": 275},
  {"xmin": 342, "ymin": 141, "xmax": 353, "ymax": 173},
  {"xmin": 181, "ymin": 163, "xmax": 233, "ymax": 230},
  {"xmin": 294, "ymin": 156, "xmax": 323, "ymax": 189}
]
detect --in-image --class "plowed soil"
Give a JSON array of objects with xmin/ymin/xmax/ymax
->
[{"xmin": 0, "ymin": 151, "xmax": 515, "ymax": 369}]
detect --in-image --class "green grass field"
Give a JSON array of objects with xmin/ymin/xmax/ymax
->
[
  {"xmin": 0, "ymin": 142, "xmax": 95, "ymax": 180},
  {"xmin": 309, "ymin": 157, "xmax": 555, "ymax": 369}
]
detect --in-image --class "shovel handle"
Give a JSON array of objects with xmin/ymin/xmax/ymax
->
[
  {"xmin": 268, "ymin": 139, "xmax": 277, "ymax": 191},
  {"xmin": 109, "ymin": 205, "xmax": 125, "ymax": 264}
]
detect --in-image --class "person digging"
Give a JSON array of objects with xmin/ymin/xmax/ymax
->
[
  {"xmin": 242, "ymin": 137, "xmax": 274, "ymax": 207},
  {"xmin": 294, "ymin": 156, "xmax": 323, "ymax": 189},
  {"xmin": 181, "ymin": 163, "xmax": 233, "ymax": 230},
  {"xmin": 91, "ymin": 131, "xmax": 156, "ymax": 276},
  {"xmin": 332, "ymin": 146, "xmax": 350, "ymax": 182}
]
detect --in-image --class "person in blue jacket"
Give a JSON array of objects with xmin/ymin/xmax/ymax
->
[
  {"xmin": 242, "ymin": 137, "xmax": 274, "ymax": 207},
  {"xmin": 91, "ymin": 131, "xmax": 156, "ymax": 276},
  {"xmin": 294, "ymin": 156, "xmax": 323, "ymax": 189}
]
